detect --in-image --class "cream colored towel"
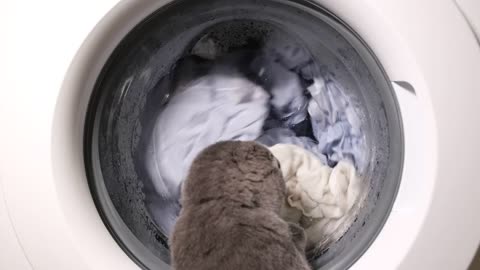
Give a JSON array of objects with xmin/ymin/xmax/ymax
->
[{"xmin": 269, "ymin": 144, "xmax": 362, "ymax": 248}]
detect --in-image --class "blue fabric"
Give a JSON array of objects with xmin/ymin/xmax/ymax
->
[
  {"xmin": 251, "ymin": 37, "xmax": 366, "ymax": 170},
  {"xmin": 307, "ymin": 73, "xmax": 367, "ymax": 169}
]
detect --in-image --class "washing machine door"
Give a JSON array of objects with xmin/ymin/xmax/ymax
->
[{"xmin": 1, "ymin": 0, "xmax": 479, "ymax": 270}]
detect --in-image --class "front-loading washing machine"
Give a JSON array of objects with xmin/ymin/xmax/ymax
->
[{"xmin": 1, "ymin": 0, "xmax": 480, "ymax": 269}]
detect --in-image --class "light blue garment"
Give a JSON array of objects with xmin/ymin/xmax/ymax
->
[
  {"xmin": 307, "ymin": 72, "xmax": 367, "ymax": 170},
  {"xmin": 253, "ymin": 36, "xmax": 367, "ymax": 170}
]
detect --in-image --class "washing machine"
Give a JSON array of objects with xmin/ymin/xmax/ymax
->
[{"xmin": 1, "ymin": 0, "xmax": 480, "ymax": 269}]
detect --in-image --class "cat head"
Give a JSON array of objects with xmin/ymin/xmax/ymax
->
[{"xmin": 182, "ymin": 141, "xmax": 286, "ymax": 213}]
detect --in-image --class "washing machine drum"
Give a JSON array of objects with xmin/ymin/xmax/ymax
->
[{"xmin": 84, "ymin": 0, "xmax": 403, "ymax": 269}]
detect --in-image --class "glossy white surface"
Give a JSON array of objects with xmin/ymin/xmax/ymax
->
[
  {"xmin": 1, "ymin": 1, "xmax": 141, "ymax": 269},
  {"xmin": 1, "ymin": 0, "xmax": 479, "ymax": 269},
  {"xmin": 456, "ymin": 0, "xmax": 480, "ymax": 41},
  {"xmin": 0, "ymin": 180, "xmax": 31, "ymax": 270}
]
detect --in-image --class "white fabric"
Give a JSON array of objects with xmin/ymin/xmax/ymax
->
[
  {"xmin": 146, "ymin": 73, "xmax": 269, "ymax": 200},
  {"xmin": 269, "ymin": 144, "xmax": 361, "ymax": 247}
]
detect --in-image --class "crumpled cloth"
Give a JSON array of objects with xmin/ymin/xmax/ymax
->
[
  {"xmin": 189, "ymin": 33, "xmax": 367, "ymax": 170},
  {"xmin": 250, "ymin": 32, "xmax": 312, "ymax": 128},
  {"xmin": 250, "ymin": 52, "xmax": 308, "ymax": 127},
  {"xmin": 245, "ymin": 34, "xmax": 367, "ymax": 170},
  {"xmin": 307, "ymin": 74, "xmax": 367, "ymax": 169},
  {"xmin": 145, "ymin": 68, "xmax": 269, "ymax": 234},
  {"xmin": 269, "ymin": 144, "xmax": 361, "ymax": 248}
]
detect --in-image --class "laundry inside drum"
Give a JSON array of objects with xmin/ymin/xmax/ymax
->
[{"xmin": 85, "ymin": 0, "xmax": 403, "ymax": 269}]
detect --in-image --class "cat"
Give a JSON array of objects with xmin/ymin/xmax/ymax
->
[{"xmin": 170, "ymin": 141, "xmax": 311, "ymax": 270}]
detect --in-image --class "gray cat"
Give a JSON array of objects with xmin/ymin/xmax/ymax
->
[{"xmin": 170, "ymin": 141, "xmax": 311, "ymax": 270}]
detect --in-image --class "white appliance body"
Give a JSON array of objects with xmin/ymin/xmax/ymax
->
[{"xmin": 1, "ymin": 0, "xmax": 479, "ymax": 269}]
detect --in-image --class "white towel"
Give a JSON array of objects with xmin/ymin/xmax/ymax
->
[{"xmin": 269, "ymin": 144, "xmax": 361, "ymax": 248}]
